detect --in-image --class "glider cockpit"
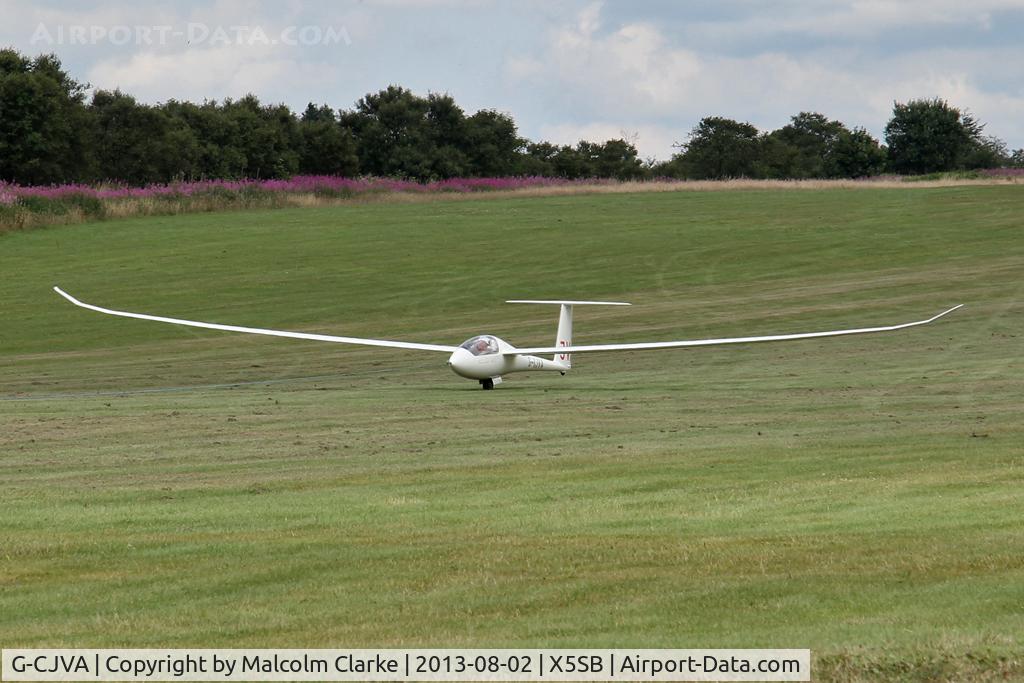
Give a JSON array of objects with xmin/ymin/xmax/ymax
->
[{"xmin": 460, "ymin": 335, "xmax": 501, "ymax": 356}]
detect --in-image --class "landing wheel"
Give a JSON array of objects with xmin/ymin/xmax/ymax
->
[{"xmin": 480, "ymin": 378, "xmax": 494, "ymax": 390}]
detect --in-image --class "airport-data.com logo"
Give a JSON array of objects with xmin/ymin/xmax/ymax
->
[{"xmin": 30, "ymin": 23, "xmax": 352, "ymax": 47}]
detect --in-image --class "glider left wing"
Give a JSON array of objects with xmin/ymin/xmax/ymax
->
[{"xmin": 511, "ymin": 305, "xmax": 963, "ymax": 355}]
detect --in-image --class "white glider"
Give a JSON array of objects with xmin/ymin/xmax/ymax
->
[{"xmin": 54, "ymin": 287, "xmax": 962, "ymax": 390}]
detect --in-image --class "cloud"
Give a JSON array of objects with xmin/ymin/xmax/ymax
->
[
  {"xmin": 87, "ymin": 48, "xmax": 311, "ymax": 102},
  {"xmin": 3, "ymin": 0, "xmax": 363, "ymax": 105},
  {"xmin": 506, "ymin": 6, "xmax": 702, "ymax": 120},
  {"xmin": 505, "ymin": 2, "xmax": 1024, "ymax": 158},
  {"xmin": 681, "ymin": 0, "xmax": 1024, "ymax": 45},
  {"xmin": 5, "ymin": 0, "xmax": 1024, "ymax": 160},
  {"xmin": 538, "ymin": 121, "xmax": 683, "ymax": 161}
]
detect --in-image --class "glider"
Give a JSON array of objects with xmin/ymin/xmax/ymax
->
[{"xmin": 54, "ymin": 287, "xmax": 962, "ymax": 390}]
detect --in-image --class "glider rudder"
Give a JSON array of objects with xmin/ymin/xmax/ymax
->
[{"xmin": 505, "ymin": 300, "xmax": 632, "ymax": 367}]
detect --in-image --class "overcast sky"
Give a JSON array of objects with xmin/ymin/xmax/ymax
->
[{"xmin": 4, "ymin": 0, "xmax": 1024, "ymax": 160}]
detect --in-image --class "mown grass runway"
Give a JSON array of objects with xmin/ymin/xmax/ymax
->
[{"xmin": 2, "ymin": 187, "xmax": 1022, "ymax": 680}]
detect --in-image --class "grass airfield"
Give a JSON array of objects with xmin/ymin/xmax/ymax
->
[{"xmin": 1, "ymin": 186, "xmax": 1022, "ymax": 680}]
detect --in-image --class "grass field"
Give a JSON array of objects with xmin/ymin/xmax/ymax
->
[{"xmin": 1, "ymin": 187, "xmax": 1022, "ymax": 681}]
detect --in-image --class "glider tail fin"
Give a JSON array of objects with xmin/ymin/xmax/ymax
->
[
  {"xmin": 555, "ymin": 303, "xmax": 573, "ymax": 368},
  {"xmin": 505, "ymin": 299, "xmax": 633, "ymax": 370}
]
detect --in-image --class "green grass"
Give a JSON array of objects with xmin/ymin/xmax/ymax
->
[{"xmin": 1, "ymin": 187, "xmax": 1022, "ymax": 681}]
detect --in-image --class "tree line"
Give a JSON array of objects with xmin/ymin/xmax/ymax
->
[
  {"xmin": 662, "ymin": 105, "xmax": 1018, "ymax": 180},
  {"xmin": 1, "ymin": 49, "xmax": 1021, "ymax": 186}
]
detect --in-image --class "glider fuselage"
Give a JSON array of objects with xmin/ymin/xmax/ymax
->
[{"xmin": 447, "ymin": 335, "xmax": 568, "ymax": 380}]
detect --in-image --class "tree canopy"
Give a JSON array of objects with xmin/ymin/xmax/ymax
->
[
  {"xmin": 0, "ymin": 51, "xmax": 93, "ymax": 184},
  {"xmin": 0, "ymin": 48, "xmax": 1020, "ymax": 186}
]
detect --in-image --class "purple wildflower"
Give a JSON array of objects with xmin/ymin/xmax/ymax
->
[
  {"xmin": 0, "ymin": 182, "xmax": 17, "ymax": 206},
  {"xmin": 0, "ymin": 175, "xmax": 582, "ymax": 202}
]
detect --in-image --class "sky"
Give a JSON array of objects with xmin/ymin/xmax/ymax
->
[{"xmin": 3, "ymin": 0, "xmax": 1024, "ymax": 160}]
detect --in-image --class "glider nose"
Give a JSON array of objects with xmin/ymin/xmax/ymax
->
[{"xmin": 447, "ymin": 348, "xmax": 476, "ymax": 379}]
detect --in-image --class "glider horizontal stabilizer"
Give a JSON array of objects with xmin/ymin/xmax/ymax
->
[{"xmin": 506, "ymin": 300, "xmax": 631, "ymax": 306}]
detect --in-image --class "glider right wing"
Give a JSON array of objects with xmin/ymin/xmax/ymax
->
[{"xmin": 53, "ymin": 287, "xmax": 460, "ymax": 353}]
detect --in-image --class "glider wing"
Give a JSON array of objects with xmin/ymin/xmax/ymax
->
[
  {"xmin": 53, "ymin": 287, "xmax": 460, "ymax": 353},
  {"xmin": 510, "ymin": 305, "xmax": 963, "ymax": 355}
]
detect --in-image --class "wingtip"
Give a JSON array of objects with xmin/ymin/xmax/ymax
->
[
  {"xmin": 53, "ymin": 286, "xmax": 75, "ymax": 303},
  {"xmin": 931, "ymin": 304, "xmax": 964, "ymax": 321}
]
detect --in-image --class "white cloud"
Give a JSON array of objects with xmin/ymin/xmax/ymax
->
[
  {"xmin": 5, "ymin": 0, "xmax": 1024, "ymax": 160},
  {"xmin": 3, "ymin": 0, "xmax": 363, "ymax": 106},
  {"xmin": 538, "ymin": 121, "xmax": 682, "ymax": 160},
  {"xmin": 506, "ymin": 3, "xmax": 1024, "ymax": 158},
  {"xmin": 505, "ymin": 8, "xmax": 703, "ymax": 122},
  {"xmin": 87, "ymin": 47, "xmax": 332, "ymax": 103},
  {"xmin": 685, "ymin": 0, "xmax": 1024, "ymax": 43},
  {"xmin": 576, "ymin": 1, "xmax": 602, "ymax": 36}
]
